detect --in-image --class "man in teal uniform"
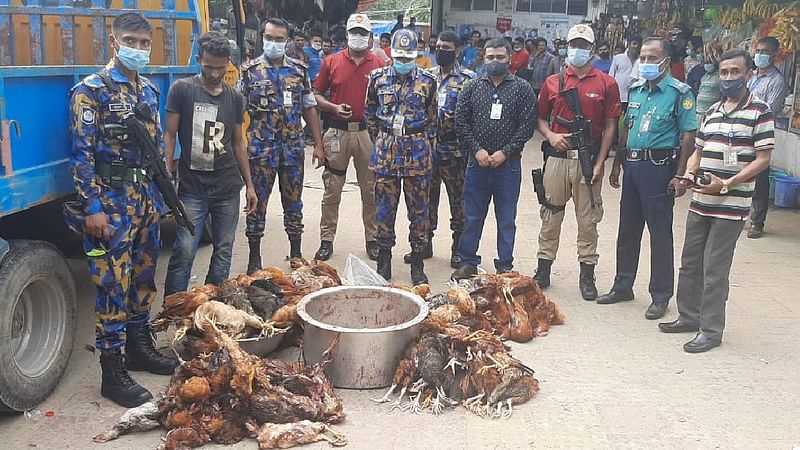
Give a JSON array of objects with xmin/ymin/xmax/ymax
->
[{"xmin": 598, "ymin": 37, "xmax": 698, "ymax": 321}]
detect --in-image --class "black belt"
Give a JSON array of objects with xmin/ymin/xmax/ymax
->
[
  {"xmin": 547, "ymin": 149, "xmax": 580, "ymax": 160},
  {"xmin": 380, "ymin": 125, "xmax": 426, "ymax": 137},
  {"xmin": 324, "ymin": 162, "xmax": 347, "ymax": 176},
  {"xmin": 96, "ymin": 161, "xmax": 148, "ymax": 187},
  {"xmin": 626, "ymin": 148, "xmax": 675, "ymax": 162},
  {"xmin": 328, "ymin": 121, "xmax": 367, "ymax": 132}
]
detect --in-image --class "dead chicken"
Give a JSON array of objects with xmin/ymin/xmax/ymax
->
[
  {"xmin": 93, "ymin": 401, "xmax": 160, "ymax": 443},
  {"xmin": 158, "ymin": 426, "xmax": 210, "ymax": 450},
  {"xmin": 247, "ymin": 420, "xmax": 346, "ymax": 449},
  {"xmin": 247, "ymin": 284, "xmax": 283, "ymax": 322},
  {"xmin": 218, "ymin": 279, "xmax": 255, "ymax": 317},
  {"xmin": 415, "ymin": 332, "xmax": 457, "ymax": 415},
  {"xmin": 193, "ymin": 300, "xmax": 274, "ymax": 339},
  {"xmin": 371, "ymin": 340, "xmax": 419, "ymax": 407}
]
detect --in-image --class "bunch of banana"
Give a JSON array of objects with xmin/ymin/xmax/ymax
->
[
  {"xmin": 719, "ymin": 7, "xmax": 748, "ymax": 29},
  {"xmin": 769, "ymin": 7, "xmax": 800, "ymax": 52}
]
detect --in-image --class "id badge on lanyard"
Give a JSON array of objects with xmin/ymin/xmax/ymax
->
[
  {"xmin": 724, "ymin": 130, "xmax": 738, "ymax": 166},
  {"xmin": 490, "ymin": 102, "xmax": 503, "ymax": 120}
]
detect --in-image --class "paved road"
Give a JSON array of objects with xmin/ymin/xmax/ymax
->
[{"xmin": 2, "ymin": 137, "xmax": 799, "ymax": 449}]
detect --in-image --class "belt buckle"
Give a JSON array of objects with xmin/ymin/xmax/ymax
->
[
  {"xmin": 566, "ymin": 150, "xmax": 579, "ymax": 159},
  {"xmin": 347, "ymin": 122, "xmax": 360, "ymax": 132},
  {"xmin": 629, "ymin": 149, "xmax": 639, "ymax": 160}
]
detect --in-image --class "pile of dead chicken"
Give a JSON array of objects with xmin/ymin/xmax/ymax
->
[
  {"xmin": 376, "ymin": 272, "xmax": 564, "ymax": 418},
  {"xmin": 93, "ymin": 325, "xmax": 347, "ymax": 449},
  {"xmin": 152, "ymin": 259, "xmax": 342, "ymax": 355}
]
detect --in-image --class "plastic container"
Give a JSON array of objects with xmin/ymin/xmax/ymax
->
[
  {"xmin": 769, "ymin": 169, "xmax": 788, "ymax": 200},
  {"xmin": 774, "ymin": 176, "xmax": 800, "ymax": 208}
]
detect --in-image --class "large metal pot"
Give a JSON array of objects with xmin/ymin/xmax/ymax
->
[{"xmin": 297, "ymin": 286, "xmax": 428, "ymax": 389}]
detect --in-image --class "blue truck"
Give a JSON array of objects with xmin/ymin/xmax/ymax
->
[{"xmin": 0, "ymin": 0, "xmax": 206, "ymax": 411}]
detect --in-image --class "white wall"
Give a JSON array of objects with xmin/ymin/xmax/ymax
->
[{"xmin": 773, "ymin": 130, "xmax": 800, "ymax": 176}]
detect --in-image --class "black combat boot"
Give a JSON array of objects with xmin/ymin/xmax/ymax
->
[
  {"xmin": 409, "ymin": 251, "xmax": 429, "ymax": 286},
  {"xmin": 314, "ymin": 240, "xmax": 333, "ymax": 261},
  {"xmin": 126, "ymin": 325, "xmax": 179, "ymax": 375},
  {"xmin": 579, "ymin": 263, "xmax": 598, "ymax": 301},
  {"xmin": 100, "ymin": 350, "xmax": 153, "ymax": 408},
  {"xmin": 376, "ymin": 248, "xmax": 392, "ymax": 281},
  {"xmin": 450, "ymin": 231, "xmax": 463, "ymax": 269},
  {"xmin": 365, "ymin": 241, "xmax": 379, "ymax": 261},
  {"xmin": 247, "ymin": 239, "xmax": 262, "ymax": 275},
  {"xmin": 404, "ymin": 234, "xmax": 433, "ymax": 264},
  {"xmin": 289, "ymin": 237, "xmax": 302, "ymax": 259},
  {"xmin": 533, "ymin": 258, "xmax": 552, "ymax": 288}
]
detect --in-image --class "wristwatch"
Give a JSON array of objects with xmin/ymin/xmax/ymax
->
[{"xmin": 720, "ymin": 178, "xmax": 730, "ymax": 195}]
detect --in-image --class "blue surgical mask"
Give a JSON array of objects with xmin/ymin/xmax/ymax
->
[
  {"xmin": 704, "ymin": 63, "xmax": 716, "ymax": 73},
  {"xmin": 116, "ymin": 44, "xmax": 150, "ymax": 71},
  {"xmin": 568, "ymin": 48, "xmax": 592, "ymax": 67},
  {"xmin": 263, "ymin": 39, "xmax": 286, "ymax": 60},
  {"xmin": 754, "ymin": 53, "xmax": 772, "ymax": 68},
  {"xmin": 558, "ymin": 48, "xmax": 567, "ymax": 57},
  {"xmin": 639, "ymin": 60, "xmax": 665, "ymax": 80},
  {"xmin": 393, "ymin": 59, "xmax": 416, "ymax": 75}
]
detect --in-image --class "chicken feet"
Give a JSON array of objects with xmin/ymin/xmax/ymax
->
[{"xmin": 371, "ymin": 384, "xmax": 397, "ymax": 403}]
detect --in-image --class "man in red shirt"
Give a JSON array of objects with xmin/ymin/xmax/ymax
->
[
  {"xmin": 312, "ymin": 13, "xmax": 385, "ymax": 261},
  {"xmin": 533, "ymin": 24, "xmax": 622, "ymax": 300},
  {"xmin": 510, "ymin": 37, "xmax": 530, "ymax": 76}
]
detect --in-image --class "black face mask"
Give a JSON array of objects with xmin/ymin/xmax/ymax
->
[
  {"xmin": 486, "ymin": 60, "xmax": 509, "ymax": 77},
  {"xmin": 436, "ymin": 49, "xmax": 456, "ymax": 66}
]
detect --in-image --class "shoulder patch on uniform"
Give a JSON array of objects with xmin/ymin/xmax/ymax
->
[
  {"xmin": 80, "ymin": 105, "xmax": 96, "ymax": 125},
  {"xmin": 140, "ymin": 75, "xmax": 160, "ymax": 95},
  {"xmin": 460, "ymin": 67, "xmax": 476, "ymax": 78},
  {"xmin": 682, "ymin": 98, "xmax": 694, "ymax": 110},
  {"xmin": 81, "ymin": 74, "xmax": 104, "ymax": 89},
  {"xmin": 287, "ymin": 56, "xmax": 309, "ymax": 69},
  {"xmin": 417, "ymin": 68, "xmax": 436, "ymax": 81},
  {"xmin": 241, "ymin": 57, "xmax": 262, "ymax": 71},
  {"xmin": 369, "ymin": 67, "xmax": 387, "ymax": 79},
  {"xmin": 668, "ymin": 78, "xmax": 691, "ymax": 94}
]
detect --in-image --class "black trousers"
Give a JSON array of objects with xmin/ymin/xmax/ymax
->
[{"xmin": 749, "ymin": 168, "xmax": 770, "ymax": 229}]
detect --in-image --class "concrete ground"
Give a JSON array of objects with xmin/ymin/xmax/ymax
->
[{"xmin": 2, "ymin": 136, "xmax": 800, "ymax": 449}]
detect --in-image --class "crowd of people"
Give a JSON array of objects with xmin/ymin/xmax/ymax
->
[{"xmin": 66, "ymin": 10, "xmax": 783, "ymax": 407}]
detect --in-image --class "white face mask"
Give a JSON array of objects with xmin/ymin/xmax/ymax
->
[
  {"xmin": 311, "ymin": 43, "xmax": 322, "ymax": 51},
  {"xmin": 348, "ymin": 33, "xmax": 370, "ymax": 51}
]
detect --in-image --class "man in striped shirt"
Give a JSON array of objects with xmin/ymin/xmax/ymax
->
[{"xmin": 659, "ymin": 49, "xmax": 774, "ymax": 353}]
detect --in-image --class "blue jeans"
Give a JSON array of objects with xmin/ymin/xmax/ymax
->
[
  {"xmin": 458, "ymin": 158, "xmax": 522, "ymax": 271},
  {"xmin": 164, "ymin": 192, "xmax": 241, "ymax": 295}
]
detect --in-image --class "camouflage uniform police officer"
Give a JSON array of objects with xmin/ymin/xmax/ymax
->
[
  {"xmin": 66, "ymin": 13, "xmax": 178, "ymax": 408},
  {"xmin": 240, "ymin": 17, "xmax": 324, "ymax": 272},
  {"xmin": 403, "ymin": 30, "xmax": 474, "ymax": 269},
  {"xmin": 365, "ymin": 29, "xmax": 437, "ymax": 285}
]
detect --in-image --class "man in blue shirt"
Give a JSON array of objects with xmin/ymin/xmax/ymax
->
[
  {"xmin": 304, "ymin": 29, "xmax": 323, "ymax": 82},
  {"xmin": 592, "ymin": 39, "xmax": 612, "ymax": 74},
  {"xmin": 461, "ymin": 30, "xmax": 481, "ymax": 68},
  {"xmin": 598, "ymin": 37, "xmax": 698, "ymax": 321}
]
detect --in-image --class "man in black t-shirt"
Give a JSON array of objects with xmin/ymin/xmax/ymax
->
[{"xmin": 163, "ymin": 32, "xmax": 257, "ymax": 295}]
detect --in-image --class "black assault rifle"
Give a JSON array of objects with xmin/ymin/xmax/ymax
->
[
  {"xmin": 124, "ymin": 103, "xmax": 194, "ymax": 235},
  {"xmin": 556, "ymin": 86, "xmax": 597, "ymax": 209}
]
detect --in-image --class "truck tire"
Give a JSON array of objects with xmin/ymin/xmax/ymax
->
[{"xmin": 0, "ymin": 240, "xmax": 77, "ymax": 412}]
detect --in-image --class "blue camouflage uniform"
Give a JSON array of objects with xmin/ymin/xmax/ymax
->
[
  {"xmin": 240, "ymin": 55, "xmax": 316, "ymax": 241},
  {"xmin": 365, "ymin": 60, "xmax": 437, "ymax": 251},
  {"xmin": 430, "ymin": 64, "xmax": 474, "ymax": 237},
  {"xmin": 66, "ymin": 61, "xmax": 165, "ymax": 351},
  {"xmin": 612, "ymin": 74, "xmax": 698, "ymax": 305}
]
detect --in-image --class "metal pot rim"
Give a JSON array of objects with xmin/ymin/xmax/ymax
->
[{"xmin": 297, "ymin": 286, "xmax": 429, "ymax": 334}]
